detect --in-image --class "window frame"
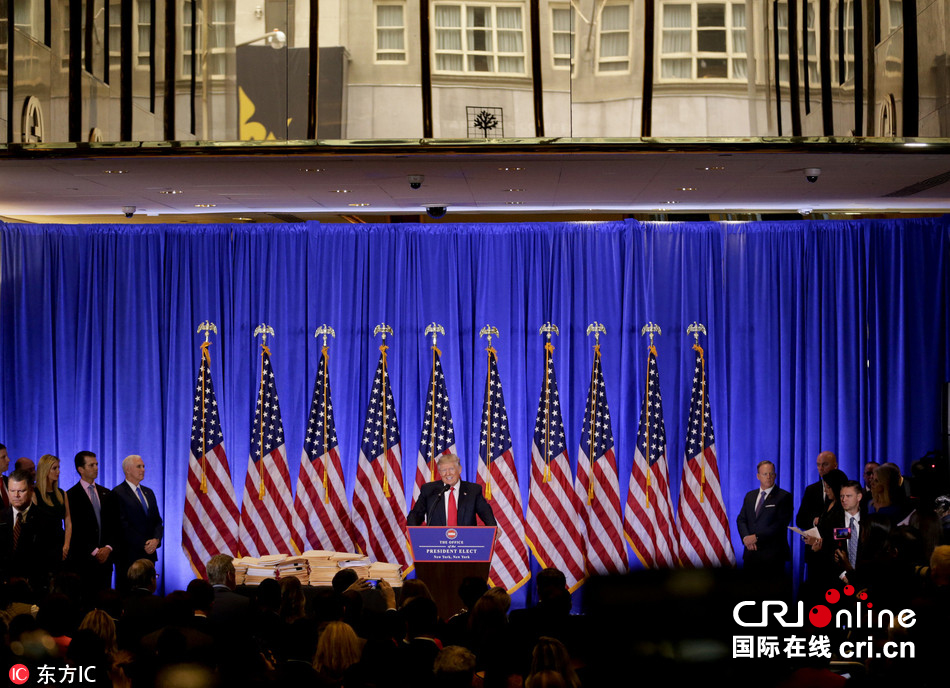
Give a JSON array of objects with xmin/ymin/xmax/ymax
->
[
  {"xmin": 550, "ymin": 5, "xmax": 574, "ymax": 71},
  {"xmin": 775, "ymin": 0, "xmax": 820, "ymax": 87},
  {"xmin": 431, "ymin": 1, "xmax": 528, "ymax": 77},
  {"xmin": 180, "ymin": 0, "xmax": 233, "ymax": 80},
  {"xmin": 596, "ymin": 3, "xmax": 633, "ymax": 75},
  {"xmin": 657, "ymin": 1, "xmax": 748, "ymax": 82},
  {"xmin": 375, "ymin": 1, "xmax": 409, "ymax": 64}
]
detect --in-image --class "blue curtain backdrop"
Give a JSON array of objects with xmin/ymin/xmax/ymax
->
[{"xmin": 1, "ymin": 219, "xmax": 948, "ymax": 601}]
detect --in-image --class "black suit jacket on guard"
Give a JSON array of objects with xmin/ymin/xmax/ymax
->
[{"xmin": 406, "ymin": 480, "xmax": 497, "ymax": 527}]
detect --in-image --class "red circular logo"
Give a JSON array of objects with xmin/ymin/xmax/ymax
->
[
  {"xmin": 446, "ymin": 528, "xmax": 458, "ymax": 539},
  {"xmin": 9, "ymin": 664, "xmax": 29, "ymax": 685},
  {"xmin": 808, "ymin": 605, "xmax": 832, "ymax": 628}
]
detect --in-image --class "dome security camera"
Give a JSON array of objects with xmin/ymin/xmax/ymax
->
[
  {"xmin": 425, "ymin": 205, "xmax": 447, "ymax": 219},
  {"xmin": 408, "ymin": 174, "xmax": 424, "ymax": 190},
  {"xmin": 122, "ymin": 206, "xmax": 136, "ymax": 218},
  {"xmin": 804, "ymin": 168, "xmax": 821, "ymax": 183}
]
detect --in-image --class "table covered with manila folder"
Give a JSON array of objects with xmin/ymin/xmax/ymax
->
[{"xmin": 232, "ymin": 550, "xmax": 404, "ymax": 587}]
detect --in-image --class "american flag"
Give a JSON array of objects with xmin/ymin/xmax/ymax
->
[
  {"xmin": 351, "ymin": 345, "xmax": 411, "ymax": 567},
  {"xmin": 183, "ymin": 342, "xmax": 241, "ymax": 578},
  {"xmin": 476, "ymin": 346, "xmax": 530, "ymax": 592},
  {"xmin": 412, "ymin": 347, "xmax": 457, "ymax": 505},
  {"xmin": 677, "ymin": 343, "xmax": 736, "ymax": 566},
  {"xmin": 239, "ymin": 346, "xmax": 304, "ymax": 556},
  {"xmin": 624, "ymin": 345, "xmax": 680, "ymax": 568},
  {"xmin": 294, "ymin": 346, "xmax": 359, "ymax": 553},
  {"xmin": 525, "ymin": 341, "xmax": 587, "ymax": 591},
  {"xmin": 574, "ymin": 345, "xmax": 628, "ymax": 575}
]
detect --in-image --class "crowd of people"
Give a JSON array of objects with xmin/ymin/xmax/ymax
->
[{"xmin": 3, "ymin": 442, "xmax": 950, "ymax": 687}]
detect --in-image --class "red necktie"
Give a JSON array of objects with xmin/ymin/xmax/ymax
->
[
  {"xmin": 13, "ymin": 512, "xmax": 22, "ymax": 550},
  {"xmin": 447, "ymin": 486, "xmax": 457, "ymax": 527}
]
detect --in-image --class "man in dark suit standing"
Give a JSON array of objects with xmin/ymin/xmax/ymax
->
[
  {"xmin": 66, "ymin": 450, "xmax": 118, "ymax": 589},
  {"xmin": 827, "ymin": 480, "xmax": 868, "ymax": 586},
  {"xmin": 0, "ymin": 469, "xmax": 47, "ymax": 591},
  {"xmin": 407, "ymin": 454, "xmax": 496, "ymax": 527},
  {"xmin": 796, "ymin": 451, "xmax": 838, "ymax": 531},
  {"xmin": 736, "ymin": 460, "xmax": 793, "ymax": 578},
  {"xmin": 0, "ymin": 443, "xmax": 10, "ymax": 509},
  {"xmin": 113, "ymin": 454, "xmax": 163, "ymax": 590},
  {"xmin": 796, "ymin": 451, "xmax": 837, "ymax": 580}
]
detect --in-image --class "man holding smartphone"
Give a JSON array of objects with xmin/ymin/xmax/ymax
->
[{"xmin": 833, "ymin": 481, "xmax": 866, "ymax": 584}]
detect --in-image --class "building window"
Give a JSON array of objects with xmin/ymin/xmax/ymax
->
[
  {"xmin": 776, "ymin": 1, "xmax": 818, "ymax": 85},
  {"xmin": 376, "ymin": 2, "xmax": 407, "ymax": 62},
  {"xmin": 433, "ymin": 3, "xmax": 526, "ymax": 75},
  {"xmin": 138, "ymin": 0, "xmax": 153, "ymax": 69},
  {"xmin": 182, "ymin": 0, "xmax": 234, "ymax": 78},
  {"xmin": 13, "ymin": 0, "xmax": 45, "ymax": 43},
  {"xmin": 109, "ymin": 1, "xmax": 121, "ymax": 69},
  {"xmin": 597, "ymin": 4, "xmax": 631, "ymax": 73},
  {"xmin": 551, "ymin": 6, "xmax": 574, "ymax": 70},
  {"xmin": 884, "ymin": 0, "xmax": 903, "ymax": 37},
  {"xmin": 840, "ymin": 0, "xmax": 855, "ymax": 84},
  {"xmin": 659, "ymin": 1, "xmax": 746, "ymax": 80},
  {"xmin": 103, "ymin": 1, "xmax": 150, "ymax": 71}
]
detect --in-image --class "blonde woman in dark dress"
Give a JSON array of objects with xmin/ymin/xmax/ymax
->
[{"xmin": 34, "ymin": 454, "xmax": 73, "ymax": 570}]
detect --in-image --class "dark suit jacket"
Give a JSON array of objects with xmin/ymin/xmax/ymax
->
[
  {"xmin": 406, "ymin": 480, "xmax": 496, "ymax": 527},
  {"xmin": 66, "ymin": 481, "xmax": 119, "ymax": 564},
  {"xmin": 736, "ymin": 486, "xmax": 793, "ymax": 566},
  {"xmin": 796, "ymin": 480, "xmax": 826, "ymax": 531},
  {"xmin": 818, "ymin": 509, "xmax": 870, "ymax": 582},
  {"xmin": 0, "ymin": 505, "xmax": 47, "ymax": 586},
  {"xmin": 113, "ymin": 481, "xmax": 163, "ymax": 565}
]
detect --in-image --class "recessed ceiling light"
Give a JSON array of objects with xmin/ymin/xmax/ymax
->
[
  {"xmin": 300, "ymin": 167, "xmax": 326, "ymax": 172},
  {"xmin": 506, "ymin": 201, "xmax": 524, "ymax": 205},
  {"xmin": 194, "ymin": 203, "xmax": 216, "ymax": 208},
  {"xmin": 497, "ymin": 167, "xmax": 524, "ymax": 171},
  {"xmin": 103, "ymin": 169, "xmax": 127, "ymax": 174},
  {"xmin": 662, "ymin": 200, "xmax": 678, "ymax": 204},
  {"xmin": 679, "ymin": 187, "xmax": 696, "ymax": 191},
  {"xmin": 332, "ymin": 189, "xmax": 351, "ymax": 193},
  {"xmin": 159, "ymin": 189, "xmax": 183, "ymax": 195},
  {"xmin": 503, "ymin": 188, "xmax": 524, "ymax": 192},
  {"xmin": 699, "ymin": 166, "xmax": 725, "ymax": 171},
  {"xmin": 348, "ymin": 203, "xmax": 370, "ymax": 207},
  {"xmin": 903, "ymin": 142, "xmax": 928, "ymax": 148}
]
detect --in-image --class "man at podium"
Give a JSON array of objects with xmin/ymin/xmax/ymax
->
[{"xmin": 407, "ymin": 454, "xmax": 496, "ymax": 527}]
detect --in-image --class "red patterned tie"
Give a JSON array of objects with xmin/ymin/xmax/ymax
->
[
  {"xmin": 447, "ymin": 486, "xmax": 457, "ymax": 527},
  {"xmin": 13, "ymin": 512, "xmax": 22, "ymax": 550}
]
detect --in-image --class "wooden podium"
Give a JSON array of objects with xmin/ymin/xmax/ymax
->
[{"xmin": 407, "ymin": 526, "xmax": 497, "ymax": 620}]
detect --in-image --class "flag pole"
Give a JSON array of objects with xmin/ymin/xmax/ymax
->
[
  {"xmin": 585, "ymin": 322, "xmax": 606, "ymax": 504},
  {"xmin": 687, "ymin": 322, "xmax": 708, "ymax": 503},
  {"xmin": 479, "ymin": 324, "xmax": 500, "ymax": 500},
  {"xmin": 315, "ymin": 325, "xmax": 336, "ymax": 504},
  {"xmin": 374, "ymin": 323, "xmax": 394, "ymax": 497},
  {"xmin": 424, "ymin": 322, "xmax": 445, "ymax": 481},
  {"xmin": 197, "ymin": 320, "xmax": 218, "ymax": 494},
  {"xmin": 641, "ymin": 322, "xmax": 662, "ymax": 509},
  {"xmin": 253, "ymin": 323, "xmax": 275, "ymax": 500},
  {"xmin": 539, "ymin": 323, "xmax": 559, "ymax": 483}
]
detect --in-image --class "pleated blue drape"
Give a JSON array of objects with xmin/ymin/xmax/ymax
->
[{"xmin": 1, "ymin": 219, "xmax": 948, "ymax": 600}]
